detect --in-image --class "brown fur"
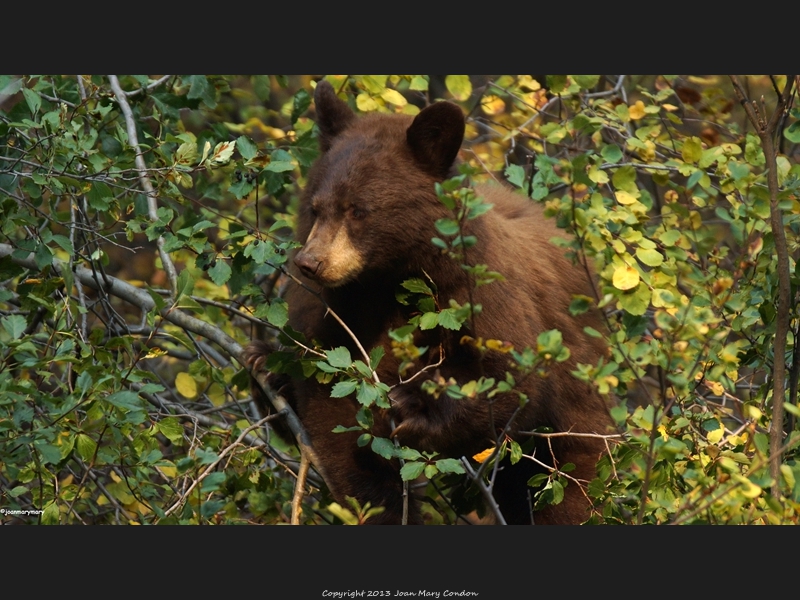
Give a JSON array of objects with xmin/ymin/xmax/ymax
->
[{"xmin": 247, "ymin": 81, "xmax": 612, "ymax": 524}]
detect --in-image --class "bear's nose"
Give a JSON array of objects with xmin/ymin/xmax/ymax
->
[{"xmin": 295, "ymin": 252, "xmax": 321, "ymax": 278}]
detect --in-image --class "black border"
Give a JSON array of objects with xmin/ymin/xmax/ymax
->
[
  {"xmin": 4, "ymin": 6, "xmax": 794, "ymax": 598},
  {"xmin": 6, "ymin": 525, "xmax": 793, "ymax": 596}
]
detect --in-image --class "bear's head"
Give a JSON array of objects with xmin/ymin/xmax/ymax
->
[{"xmin": 293, "ymin": 80, "xmax": 466, "ymax": 288}]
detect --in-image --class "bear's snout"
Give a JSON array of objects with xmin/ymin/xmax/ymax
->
[{"xmin": 295, "ymin": 251, "xmax": 321, "ymax": 278}]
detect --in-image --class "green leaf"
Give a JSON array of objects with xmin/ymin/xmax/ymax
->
[
  {"xmin": 371, "ymin": 436, "xmax": 395, "ymax": 459},
  {"xmin": 437, "ymin": 309, "xmax": 463, "ymax": 330},
  {"xmin": 401, "ymin": 278, "xmax": 433, "ymax": 295},
  {"xmin": 409, "ymin": 76, "xmax": 428, "ymax": 91},
  {"xmin": 332, "ymin": 425, "xmax": 362, "ymax": 433},
  {"xmin": 264, "ymin": 160, "xmax": 295, "ymax": 173},
  {"xmin": 42, "ymin": 501, "xmax": 60, "ymax": 525},
  {"xmin": 187, "ymin": 75, "xmax": 216, "ymax": 109},
  {"xmin": 236, "ymin": 136, "xmax": 258, "ymax": 161},
  {"xmin": 76, "ymin": 434, "xmax": 97, "ymax": 461},
  {"xmin": 51, "ymin": 234, "xmax": 74, "ymax": 255},
  {"xmin": 2, "ymin": 314, "xmax": 27, "ymax": 339},
  {"xmin": 784, "ymin": 121, "xmax": 800, "ymax": 143},
  {"xmin": 369, "ymin": 346, "xmax": 385, "ymax": 370},
  {"xmin": 572, "ymin": 75, "xmax": 600, "ymax": 90},
  {"xmin": 195, "ymin": 447, "xmax": 219, "ymax": 465},
  {"xmin": 34, "ymin": 441, "xmax": 61, "ymax": 465},
  {"xmin": 252, "ymin": 75, "xmax": 271, "ymax": 101},
  {"xmin": 156, "ymin": 417, "xmax": 184, "ymax": 444},
  {"xmin": 266, "ymin": 298, "xmax": 289, "ymax": 328},
  {"xmin": 22, "ymin": 87, "xmax": 41, "ymax": 115},
  {"xmin": 325, "ymin": 347, "xmax": 352, "ymax": 369},
  {"xmin": 434, "ymin": 458, "xmax": 465, "ymax": 474},
  {"xmin": 617, "ymin": 283, "xmax": 650, "ymax": 316},
  {"xmin": 331, "ymin": 380, "xmax": 358, "ymax": 398},
  {"xmin": 546, "ymin": 75, "xmax": 568, "ymax": 94},
  {"xmin": 200, "ymin": 472, "xmax": 227, "ymax": 493},
  {"xmin": 509, "ymin": 440, "xmax": 522, "ymax": 464},
  {"xmin": 356, "ymin": 382, "xmax": 378, "ymax": 406},
  {"xmin": 435, "ymin": 218, "xmax": 460, "ymax": 237},
  {"xmin": 601, "ymin": 144, "xmax": 623, "ymax": 164},
  {"xmin": 681, "ymin": 136, "xmax": 702, "ymax": 164},
  {"xmin": 291, "ymin": 88, "xmax": 311, "ymax": 124},
  {"xmin": 400, "ymin": 461, "xmax": 426, "ymax": 481},
  {"xmin": 505, "ymin": 164, "xmax": 526, "ymax": 189},
  {"xmin": 569, "ymin": 295, "xmax": 593, "ymax": 316},
  {"xmin": 175, "ymin": 269, "xmax": 195, "ymax": 299},
  {"xmin": 34, "ymin": 242, "xmax": 53, "ymax": 270},
  {"xmin": 550, "ymin": 479, "xmax": 565, "ymax": 504},
  {"xmin": 636, "ymin": 247, "xmax": 664, "ymax": 267},
  {"xmin": 106, "ymin": 391, "xmax": 145, "ymax": 410},
  {"xmin": 419, "ymin": 312, "xmax": 439, "ymax": 330},
  {"xmin": 208, "ymin": 260, "xmax": 231, "ymax": 286},
  {"xmin": 658, "ymin": 229, "xmax": 681, "ymax": 247}
]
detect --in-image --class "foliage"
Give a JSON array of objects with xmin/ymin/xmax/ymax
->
[{"xmin": 1, "ymin": 74, "xmax": 799, "ymax": 524}]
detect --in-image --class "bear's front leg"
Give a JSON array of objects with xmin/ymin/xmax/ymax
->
[
  {"xmin": 388, "ymin": 371, "xmax": 499, "ymax": 459},
  {"xmin": 297, "ymin": 385, "xmax": 423, "ymax": 524}
]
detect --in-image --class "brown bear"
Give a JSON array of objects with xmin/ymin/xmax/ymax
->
[{"xmin": 247, "ymin": 80, "xmax": 612, "ymax": 525}]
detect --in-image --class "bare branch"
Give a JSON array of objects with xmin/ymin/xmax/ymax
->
[
  {"xmin": 108, "ymin": 75, "xmax": 179, "ymax": 294},
  {"xmin": 730, "ymin": 74, "xmax": 797, "ymax": 499}
]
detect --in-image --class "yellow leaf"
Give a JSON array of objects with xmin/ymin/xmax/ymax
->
[
  {"xmin": 176, "ymin": 372, "xmax": 198, "ymax": 400},
  {"xmin": 199, "ymin": 141, "xmax": 211, "ymax": 164},
  {"xmin": 481, "ymin": 94, "xmax": 506, "ymax": 116},
  {"xmin": 445, "ymin": 75, "xmax": 472, "ymax": 101},
  {"xmin": 657, "ymin": 424, "xmax": 668, "ymax": 441},
  {"xmin": 612, "ymin": 265, "xmax": 640, "ymax": 290},
  {"xmin": 736, "ymin": 476, "xmax": 762, "ymax": 499},
  {"xmin": 588, "ymin": 166, "xmax": 609, "ymax": 184},
  {"xmin": 208, "ymin": 382, "xmax": 226, "ymax": 407},
  {"xmin": 629, "ymin": 101, "xmax": 646, "ymax": 120},
  {"xmin": 157, "ymin": 463, "xmax": 177, "ymax": 478},
  {"xmin": 144, "ymin": 347, "xmax": 167, "ymax": 359},
  {"xmin": 380, "ymin": 88, "xmax": 407, "ymax": 107},
  {"xmin": 473, "ymin": 448, "xmax": 494, "ymax": 463},
  {"xmin": 615, "ymin": 190, "xmax": 638, "ymax": 205},
  {"xmin": 517, "ymin": 75, "xmax": 541, "ymax": 91},
  {"xmin": 662, "ymin": 103, "xmax": 678, "ymax": 111},
  {"xmin": 681, "ymin": 136, "xmax": 703, "ymax": 164},
  {"xmin": 356, "ymin": 93, "xmax": 379, "ymax": 112},
  {"xmin": 209, "ymin": 141, "xmax": 235, "ymax": 166},
  {"xmin": 748, "ymin": 236, "xmax": 763, "ymax": 260},
  {"xmin": 707, "ymin": 427, "xmax": 724, "ymax": 444},
  {"xmin": 485, "ymin": 338, "xmax": 513, "ymax": 353},
  {"xmin": 651, "ymin": 288, "xmax": 674, "ymax": 308},
  {"xmin": 745, "ymin": 405, "xmax": 763, "ymax": 421}
]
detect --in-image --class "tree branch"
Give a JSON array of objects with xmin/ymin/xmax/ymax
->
[
  {"xmin": 730, "ymin": 75, "xmax": 797, "ymax": 498},
  {"xmin": 108, "ymin": 75, "xmax": 179, "ymax": 294}
]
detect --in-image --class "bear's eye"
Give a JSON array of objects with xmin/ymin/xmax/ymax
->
[
  {"xmin": 310, "ymin": 205, "xmax": 319, "ymax": 219},
  {"xmin": 349, "ymin": 206, "xmax": 366, "ymax": 220}
]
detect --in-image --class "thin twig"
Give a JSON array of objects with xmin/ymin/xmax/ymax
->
[
  {"xmin": 160, "ymin": 416, "xmax": 273, "ymax": 519},
  {"xmin": 291, "ymin": 453, "xmax": 311, "ymax": 524}
]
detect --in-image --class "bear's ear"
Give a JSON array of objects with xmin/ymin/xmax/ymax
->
[
  {"xmin": 406, "ymin": 101, "xmax": 465, "ymax": 178},
  {"xmin": 314, "ymin": 80, "xmax": 355, "ymax": 151}
]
